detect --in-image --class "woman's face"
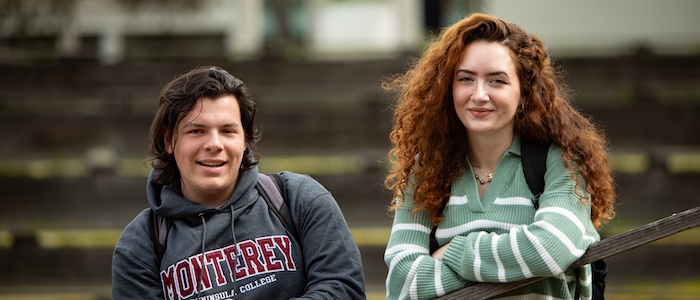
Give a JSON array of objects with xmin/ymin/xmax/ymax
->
[{"xmin": 452, "ymin": 41, "xmax": 521, "ymax": 137}]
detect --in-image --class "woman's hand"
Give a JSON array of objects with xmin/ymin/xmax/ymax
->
[{"xmin": 431, "ymin": 243, "xmax": 450, "ymax": 261}]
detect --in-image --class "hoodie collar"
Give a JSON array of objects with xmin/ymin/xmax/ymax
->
[{"xmin": 147, "ymin": 166, "xmax": 260, "ymax": 218}]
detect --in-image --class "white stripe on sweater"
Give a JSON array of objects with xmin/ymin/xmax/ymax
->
[
  {"xmin": 436, "ymin": 220, "xmax": 520, "ymax": 239},
  {"xmin": 510, "ymin": 227, "xmax": 533, "ymax": 278},
  {"xmin": 386, "ymin": 244, "xmax": 429, "ymax": 284},
  {"xmin": 536, "ymin": 207, "xmax": 596, "ymax": 242},
  {"xmin": 473, "ymin": 232, "xmax": 486, "ymax": 281},
  {"xmin": 404, "ymin": 256, "xmax": 424, "ymax": 300},
  {"xmin": 448, "ymin": 195, "xmax": 468, "ymax": 205},
  {"xmin": 523, "ymin": 226, "xmax": 562, "ymax": 275},
  {"xmin": 385, "ymin": 245, "xmax": 425, "ymax": 300},
  {"xmin": 491, "ymin": 235, "xmax": 507, "ymax": 282},
  {"xmin": 554, "ymin": 272, "xmax": 570, "ymax": 281},
  {"xmin": 578, "ymin": 267, "xmax": 591, "ymax": 286},
  {"xmin": 385, "ymin": 243, "xmax": 429, "ymax": 257},
  {"xmin": 494, "ymin": 196, "xmax": 534, "ymax": 206},
  {"xmin": 533, "ymin": 221, "xmax": 586, "ymax": 257},
  {"xmin": 434, "ymin": 261, "xmax": 445, "ymax": 296},
  {"xmin": 391, "ymin": 223, "xmax": 432, "ymax": 235}
]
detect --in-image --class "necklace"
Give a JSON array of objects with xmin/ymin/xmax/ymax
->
[{"xmin": 474, "ymin": 166, "xmax": 494, "ymax": 185}]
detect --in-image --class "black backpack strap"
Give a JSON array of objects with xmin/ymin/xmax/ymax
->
[
  {"xmin": 591, "ymin": 259, "xmax": 607, "ymax": 299},
  {"xmin": 148, "ymin": 208, "xmax": 170, "ymax": 265},
  {"xmin": 521, "ymin": 138, "xmax": 549, "ymax": 209},
  {"xmin": 256, "ymin": 173, "xmax": 300, "ymax": 242}
]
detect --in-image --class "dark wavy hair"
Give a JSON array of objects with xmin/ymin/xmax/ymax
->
[
  {"xmin": 148, "ymin": 66, "xmax": 261, "ymax": 185},
  {"xmin": 383, "ymin": 13, "xmax": 615, "ymax": 228}
]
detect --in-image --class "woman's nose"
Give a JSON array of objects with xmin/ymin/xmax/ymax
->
[{"xmin": 471, "ymin": 83, "xmax": 489, "ymax": 102}]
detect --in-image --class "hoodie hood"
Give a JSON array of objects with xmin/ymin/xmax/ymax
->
[{"xmin": 146, "ymin": 166, "xmax": 260, "ymax": 218}]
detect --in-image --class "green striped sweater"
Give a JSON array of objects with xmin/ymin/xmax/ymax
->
[{"xmin": 384, "ymin": 137, "xmax": 599, "ymax": 300}]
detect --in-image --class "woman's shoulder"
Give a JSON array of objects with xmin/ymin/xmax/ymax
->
[
  {"xmin": 545, "ymin": 143, "xmax": 574, "ymax": 169},
  {"xmin": 545, "ymin": 143, "xmax": 564, "ymax": 161}
]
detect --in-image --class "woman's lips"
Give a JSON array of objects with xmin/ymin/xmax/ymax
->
[{"xmin": 468, "ymin": 108, "xmax": 492, "ymax": 118}]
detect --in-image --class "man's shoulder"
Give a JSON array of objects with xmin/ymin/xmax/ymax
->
[
  {"xmin": 273, "ymin": 171, "xmax": 337, "ymax": 210},
  {"xmin": 275, "ymin": 171, "xmax": 327, "ymax": 194},
  {"xmin": 114, "ymin": 208, "xmax": 156, "ymax": 255}
]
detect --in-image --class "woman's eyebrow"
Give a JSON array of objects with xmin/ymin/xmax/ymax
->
[{"xmin": 455, "ymin": 69, "xmax": 510, "ymax": 77}]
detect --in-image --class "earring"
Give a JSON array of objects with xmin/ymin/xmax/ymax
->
[{"xmin": 514, "ymin": 102, "xmax": 525, "ymax": 123}]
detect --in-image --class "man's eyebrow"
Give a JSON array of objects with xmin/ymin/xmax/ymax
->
[
  {"xmin": 180, "ymin": 122, "xmax": 202, "ymax": 129},
  {"xmin": 181, "ymin": 122, "xmax": 240, "ymax": 128}
]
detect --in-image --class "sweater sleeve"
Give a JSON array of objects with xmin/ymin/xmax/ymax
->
[
  {"xmin": 440, "ymin": 146, "xmax": 600, "ymax": 283},
  {"xmin": 384, "ymin": 196, "xmax": 474, "ymax": 300},
  {"xmin": 286, "ymin": 173, "xmax": 366, "ymax": 300},
  {"xmin": 112, "ymin": 210, "xmax": 165, "ymax": 300}
]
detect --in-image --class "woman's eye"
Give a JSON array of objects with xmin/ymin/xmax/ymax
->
[{"xmin": 458, "ymin": 77, "xmax": 473, "ymax": 82}]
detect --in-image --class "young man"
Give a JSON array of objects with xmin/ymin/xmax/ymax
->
[{"xmin": 112, "ymin": 66, "xmax": 365, "ymax": 299}]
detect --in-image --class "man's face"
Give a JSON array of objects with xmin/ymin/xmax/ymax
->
[{"xmin": 166, "ymin": 95, "xmax": 246, "ymax": 207}]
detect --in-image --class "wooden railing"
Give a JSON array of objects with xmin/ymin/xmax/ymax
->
[{"xmin": 436, "ymin": 205, "xmax": 700, "ymax": 300}]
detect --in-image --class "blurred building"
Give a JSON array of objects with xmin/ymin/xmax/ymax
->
[
  {"xmin": 2, "ymin": 0, "xmax": 423, "ymax": 63},
  {"xmin": 2, "ymin": 0, "xmax": 700, "ymax": 64}
]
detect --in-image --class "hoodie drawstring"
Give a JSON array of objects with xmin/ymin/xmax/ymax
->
[
  {"xmin": 194, "ymin": 208, "xmax": 238, "ymax": 299},
  {"xmin": 197, "ymin": 212, "xmax": 207, "ymax": 298},
  {"xmin": 230, "ymin": 205, "xmax": 239, "ymax": 299}
]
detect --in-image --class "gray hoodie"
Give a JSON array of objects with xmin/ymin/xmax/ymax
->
[{"xmin": 112, "ymin": 166, "xmax": 366, "ymax": 299}]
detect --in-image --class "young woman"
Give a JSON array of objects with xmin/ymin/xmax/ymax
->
[{"xmin": 383, "ymin": 13, "xmax": 615, "ymax": 299}]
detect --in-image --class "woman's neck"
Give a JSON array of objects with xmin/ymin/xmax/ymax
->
[{"xmin": 467, "ymin": 131, "xmax": 514, "ymax": 171}]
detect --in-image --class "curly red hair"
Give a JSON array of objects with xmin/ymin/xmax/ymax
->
[{"xmin": 383, "ymin": 13, "xmax": 615, "ymax": 228}]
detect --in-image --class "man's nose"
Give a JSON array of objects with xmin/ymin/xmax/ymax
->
[{"xmin": 205, "ymin": 132, "xmax": 223, "ymax": 151}]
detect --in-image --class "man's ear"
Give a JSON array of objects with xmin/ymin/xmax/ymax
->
[{"xmin": 164, "ymin": 130, "xmax": 174, "ymax": 154}]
